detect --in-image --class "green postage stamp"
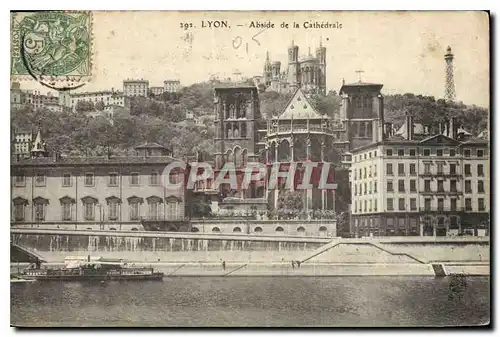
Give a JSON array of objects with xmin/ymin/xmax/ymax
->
[{"xmin": 11, "ymin": 11, "xmax": 93, "ymax": 89}]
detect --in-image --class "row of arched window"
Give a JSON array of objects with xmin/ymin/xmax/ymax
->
[{"xmin": 202, "ymin": 226, "xmax": 329, "ymax": 233}]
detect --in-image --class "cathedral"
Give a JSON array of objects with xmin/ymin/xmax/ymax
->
[{"xmin": 263, "ymin": 40, "xmax": 327, "ymax": 95}]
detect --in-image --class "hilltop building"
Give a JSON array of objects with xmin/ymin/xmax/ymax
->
[{"xmin": 263, "ymin": 40, "xmax": 327, "ymax": 95}]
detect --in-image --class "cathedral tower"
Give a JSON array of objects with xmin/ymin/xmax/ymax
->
[
  {"xmin": 315, "ymin": 38, "xmax": 327, "ymax": 95},
  {"xmin": 286, "ymin": 40, "xmax": 300, "ymax": 90}
]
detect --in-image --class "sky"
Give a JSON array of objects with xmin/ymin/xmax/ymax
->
[{"xmin": 16, "ymin": 11, "xmax": 490, "ymax": 107}]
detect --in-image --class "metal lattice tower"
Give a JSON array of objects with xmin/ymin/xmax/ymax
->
[{"xmin": 444, "ymin": 46, "xmax": 456, "ymax": 102}]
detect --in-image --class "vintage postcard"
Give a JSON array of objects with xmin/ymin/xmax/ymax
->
[{"xmin": 10, "ymin": 11, "xmax": 490, "ymax": 327}]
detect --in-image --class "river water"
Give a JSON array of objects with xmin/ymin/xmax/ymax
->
[{"xmin": 11, "ymin": 276, "xmax": 490, "ymax": 327}]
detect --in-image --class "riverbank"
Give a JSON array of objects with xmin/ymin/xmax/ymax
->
[{"xmin": 11, "ymin": 261, "xmax": 489, "ymax": 277}]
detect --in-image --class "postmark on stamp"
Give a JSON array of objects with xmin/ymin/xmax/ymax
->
[{"xmin": 11, "ymin": 11, "xmax": 93, "ymax": 90}]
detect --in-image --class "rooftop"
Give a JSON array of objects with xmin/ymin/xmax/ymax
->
[{"xmin": 11, "ymin": 155, "xmax": 180, "ymax": 167}]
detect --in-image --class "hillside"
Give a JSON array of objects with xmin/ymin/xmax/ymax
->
[{"xmin": 11, "ymin": 82, "xmax": 488, "ymax": 160}]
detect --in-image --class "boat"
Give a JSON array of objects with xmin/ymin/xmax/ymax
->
[
  {"xmin": 15, "ymin": 256, "xmax": 164, "ymax": 282},
  {"xmin": 10, "ymin": 274, "xmax": 36, "ymax": 283}
]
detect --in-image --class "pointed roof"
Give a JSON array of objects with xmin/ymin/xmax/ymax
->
[
  {"xmin": 419, "ymin": 134, "xmax": 460, "ymax": 146},
  {"xmin": 135, "ymin": 141, "xmax": 167, "ymax": 150},
  {"xmin": 31, "ymin": 129, "xmax": 47, "ymax": 154},
  {"xmin": 339, "ymin": 81, "xmax": 383, "ymax": 95},
  {"xmin": 275, "ymin": 88, "xmax": 324, "ymax": 120},
  {"xmin": 457, "ymin": 127, "xmax": 472, "ymax": 136}
]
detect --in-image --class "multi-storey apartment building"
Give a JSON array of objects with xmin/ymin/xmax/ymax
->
[
  {"xmin": 150, "ymin": 86, "xmax": 165, "ymax": 96},
  {"xmin": 350, "ymin": 115, "xmax": 489, "ymax": 237},
  {"xmin": 11, "ymin": 138, "xmax": 187, "ymax": 232},
  {"xmin": 164, "ymin": 80, "xmax": 181, "ymax": 93},
  {"xmin": 58, "ymin": 90, "xmax": 129, "ymax": 112},
  {"xmin": 11, "ymin": 82, "xmax": 62, "ymax": 111},
  {"xmin": 123, "ymin": 79, "xmax": 149, "ymax": 97}
]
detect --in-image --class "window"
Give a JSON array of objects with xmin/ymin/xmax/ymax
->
[
  {"xmin": 465, "ymin": 180, "xmax": 472, "ymax": 193},
  {"xmin": 369, "ymin": 182, "xmax": 372, "ymax": 194},
  {"xmin": 62, "ymin": 173, "xmax": 71, "ymax": 187},
  {"xmin": 130, "ymin": 172, "xmax": 140, "ymax": 185},
  {"xmin": 424, "ymin": 163, "xmax": 431, "ymax": 174},
  {"xmin": 450, "ymin": 164, "xmax": 456, "ymax": 175},
  {"xmin": 374, "ymin": 182, "xmax": 377, "ymax": 193},
  {"xmin": 364, "ymin": 154, "xmax": 367, "ymax": 160},
  {"xmin": 437, "ymin": 180, "xmax": 444, "ymax": 192},
  {"xmin": 437, "ymin": 149, "xmax": 443, "ymax": 156},
  {"xmin": 464, "ymin": 164, "xmax": 471, "ymax": 176},
  {"xmin": 410, "ymin": 163, "xmax": 416, "ymax": 175},
  {"xmin": 437, "ymin": 163, "xmax": 444, "ymax": 174},
  {"xmin": 354, "ymin": 170, "xmax": 357, "ymax": 180},
  {"xmin": 449, "ymin": 149, "xmax": 456, "ymax": 157},
  {"xmin": 148, "ymin": 202, "xmax": 159, "ymax": 220},
  {"xmin": 354, "ymin": 184, "xmax": 357, "ymax": 196},
  {"xmin": 109, "ymin": 173, "xmax": 118, "ymax": 186},
  {"xmin": 60, "ymin": 202, "xmax": 71, "ymax": 220},
  {"xmin": 212, "ymin": 227, "xmax": 221, "ymax": 232},
  {"xmin": 364, "ymin": 183, "xmax": 367, "ymax": 195},
  {"xmin": 464, "ymin": 149, "xmax": 471, "ymax": 157},
  {"xmin": 15, "ymin": 175, "xmax": 25, "ymax": 186},
  {"xmin": 478, "ymin": 198, "xmax": 485, "ymax": 212},
  {"xmin": 84, "ymin": 173, "xmax": 94, "ymax": 186},
  {"xmin": 477, "ymin": 149, "xmax": 484, "ymax": 157},
  {"xmin": 369, "ymin": 166, "xmax": 372, "ymax": 177},
  {"xmin": 451, "ymin": 198, "xmax": 457, "ymax": 211},
  {"xmin": 450, "ymin": 180, "xmax": 457, "ymax": 192},
  {"xmin": 374, "ymin": 164, "xmax": 377, "ymax": 177},
  {"xmin": 398, "ymin": 149, "xmax": 404, "ymax": 156},
  {"xmin": 130, "ymin": 202, "xmax": 139, "ymax": 220},
  {"xmin": 465, "ymin": 198, "xmax": 472, "ymax": 211},
  {"xmin": 409, "ymin": 149, "xmax": 416, "ymax": 156},
  {"xmin": 35, "ymin": 173, "xmax": 46, "ymax": 186},
  {"xmin": 364, "ymin": 200, "xmax": 367, "ymax": 212},
  {"xmin": 364, "ymin": 167, "xmax": 367, "ymax": 179},
  {"xmin": 386, "ymin": 149, "xmax": 393, "ymax": 156},
  {"xmin": 398, "ymin": 180, "xmax": 405, "ymax": 192},
  {"xmin": 410, "ymin": 180, "xmax": 416, "ymax": 192},
  {"xmin": 398, "ymin": 163, "xmax": 405, "ymax": 176},
  {"xmin": 108, "ymin": 202, "xmax": 118, "ymax": 220},
  {"xmin": 398, "ymin": 198, "xmax": 405, "ymax": 211},
  {"xmin": 14, "ymin": 204, "xmax": 25, "ymax": 221},
  {"xmin": 150, "ymin": 172, "xmax": 159, "ymax": 185},
  {"xmin": 386, "ymin": 163, "xmax": 393, "ymax": 175},
  {"xmin": 369, "ymin": 200, "xmax": 372, "ymax": 212},
  {"xmin": 387, "ymin": 181, "xmax": 393, "ymax": 192},
  {"xmin": 477, "ymin": 164, "xmax": 484, "ymax": 176},
  {"xmin": 410, "ymin": 198, "xmax": 417, "ymax": 211},
  {"xmin": 424, "ymin": 198, "xmax": 431, "ymax": 211},
  {"xmin": 35, "ymin": 203, "xmax": 45, "ymax": 221},
  {"xmin": 387, "ymin": 198, "xmax": 393, "ymax": 211},
  {"xmin": 437, "ymin": 198, "xmax": 444, "ymax": 211},
  {"xmin": 359, "ymin": 169, "xmax": 362, "ymax": 179},
  {"xmin": 374, "ymin": 199, "xmax": 378, "ymax": 211},
  {"xmin": 478, "ymin": 180, "xmax": 485, "ymax": 193},
  {"xmin": 84, "ymin": 202, "xmax": 94, "ymax": 220},
  {"xmin": 423, "ymin": 149, "xmax": 431, "ymax": 156},
  {"xmin": 424, "ymin": 180, "xmax": 431, "ymax": 192}
]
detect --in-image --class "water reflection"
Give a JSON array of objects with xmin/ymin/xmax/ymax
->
[{"xmin": 11, "ymin": 276, "xmax": 490, "ymax": 327}]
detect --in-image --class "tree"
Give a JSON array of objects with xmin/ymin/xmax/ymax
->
[
  {"xmin": 95, "ymin": 101, "xmax": 105, "ymax": 111},
  {"xmin": 260, "ymin": 91, "xmax": 292, "ymax": 119},
  {"xmin": 276, "ymin": 190, "xmax": 305, "ymax": 219}
]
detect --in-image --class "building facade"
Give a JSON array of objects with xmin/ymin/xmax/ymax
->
[
  {"xmin": 350, "ymin": 116, "xmax": 490, "ymax": 237},
  {"xmin": 11, "ymin": 82, "xmax": 62, "ymax": 111},
  {"xmin": 11, "ymin": 141, "xmax": 186, "ymax": 231},
  {"xmin": 263, "ymin": 40, "xmax": 326, "ymax": 95},
  {"xmin": 164, "ymin": 80, "xmax": 181, "ymax": 93},
  {"xmin": 59, "ymin": 90, "xmax": 129, "ymax": 112},
  {"xmin": 150, "ymin": 86, "xmax": 165, "ymax": 96},
  {"xmin": 123, "ymin": 79, "xmax": 149, "ymax": 97}
]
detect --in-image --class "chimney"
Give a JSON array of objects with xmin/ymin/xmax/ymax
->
[
  {"xmin": 438, "ymin": 122, "xmax": 443, "ymax": 135},
  {"xmin": 449, "ymin": 117, "xmax": 457, "ymax": 139},
  {"xmin": 384, "ymin": 122, "xmax": 393, "ymax": 139},
  {"xmin": 405, "ymin": 114, "xmax": 414, "ymax": 141}
]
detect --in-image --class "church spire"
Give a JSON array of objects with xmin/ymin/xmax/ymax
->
[{"xmin": 31, "ymin": 128, "xmax": 48, "ymax": 158}]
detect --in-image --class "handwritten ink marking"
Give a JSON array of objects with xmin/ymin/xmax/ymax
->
[
  {"xmin": 252, "ymin": 28, "xmax": 268, "ymax": 46},
  {"xmin": 232, "ymin": 36, "xmax": 243, "ymax": 49},
  {"xmin": 232, "ymin": 28, "xmax": 268, "ymax": 54}
]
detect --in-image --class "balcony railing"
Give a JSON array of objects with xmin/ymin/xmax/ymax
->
[
  {"xmin": 419, "ymin": 173, "xmax": 462, "ymax": 178},
  {"xmin": 420, "ymin": 190, "xmax": 461, "ymax": 196},
  {"xmin": 419, "ymin": 207, "xmax": 465, "ymax": 212}
]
